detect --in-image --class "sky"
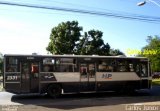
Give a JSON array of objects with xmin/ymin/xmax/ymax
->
[{"xmin": 0, "ymin": 0, "xmax": 160, "ymax": 56}]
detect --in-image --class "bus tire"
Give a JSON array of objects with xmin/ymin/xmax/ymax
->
[{"xmin": 47, "ymin": 84, "xmax": 62, "ymax": 98}]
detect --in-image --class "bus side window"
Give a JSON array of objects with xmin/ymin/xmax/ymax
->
[
  {"xmin": 111, "ymin": 60, "xmax": 117, "ymax": 72},
  {"xmin": 98, "ymin": 60, "xmax": 113, "ymax": 72},
  {"xmin": 135, "ymin": 64, "xmax": 141, "ymax": 76},
  {"xmin": 136, "ymin": 64, "xmax": 140, "ymax": 73},
  {"xmin": 141, "ymin": 64, "xmax": 147, "ymax": 77},
  {"xmin": 80, "ymin": 67, "xmax": 87, "ymax": 77},
  {"xmin": 43, "ymin": 65, "xmax": 50, "ymax": 72},
  {"xmin": 42, "ymin": 58, "xmax": 55, "ymax": 72},
  {"xmin": 7, "ymin": 66, "xmax": 14, "ymax": 72},
  {"xmin": 31, "ymin": 63, "xmax": 39, "ymax": 78},
  {"xmin": 89, "ymin": 64, "xmax": 95, "ymax": 77},
  {"xmin": 129, "ymin": 64, "xmax": 134, "ymax": 72},
  {"xmin": 81, "ymin": 67, "xmax": 87, "ymax": 74},
  {"xmin": 31, "ymin": 65, "xmax": 38, "ymax": 73},
  {"xmin": 6, "ymin": 57, "xmax": 19, "ymax": 72},
  {"xmin": 117, "ymin": 59, "xmax": 127, "ymax": 72},
  {"xmin": 55, "ymin": 58, "xmax": 76, "ymax": 72}
]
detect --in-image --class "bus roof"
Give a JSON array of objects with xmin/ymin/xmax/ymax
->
[{"xmin": 4, "ymin": 54, "xmax": 148, "ymax": 59}]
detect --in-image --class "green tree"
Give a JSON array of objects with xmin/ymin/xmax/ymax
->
[
  {"xmin": 141, "ymin": 36, "xmax": 160, "ymax": 72},
  {"xmin": 46, "ymin": 21, "xmax": 82, "ymax": 54},
  {"xmin": 47, "ymin": 20, "xmax": 124, "ymax": 56},
  {"xmin": 109, "ymin": 49, "xmax": 124, "ymax": 56},
  {"xmin": 77, "ymin": 30, "xmax": 110, "ymax": 55},
  {"xmin": 101, "ymin": 43, "xmax": 111, "ymax": 55}
]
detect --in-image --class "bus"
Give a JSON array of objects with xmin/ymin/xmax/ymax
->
[{"xmin": 3, "ymin": 54, "xmax": 152, "ymax": 97}]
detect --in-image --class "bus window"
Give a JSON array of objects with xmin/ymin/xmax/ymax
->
[
  {"xmin": 31, "ymin": 63, "xmax": 39, "ymax": 78},
  {"xmin": 135, "ymin": 62, "xmax": 148, "ymax": 77},
  {"xmin": 135, "ymin": 64, "xmax": 141, "ymax": 76},
  {"xmin": 98, "ymin": 59, "xmax": 113, "ymax": 72},
  {"xmin": 129, "ymin": 64, "xmax": 134, "ymax": 72},
  {"xmin": 126, "ymin": 59, "xmax": 137, "ymax": 72},
  {"xmin": 43, "ymin": 65, "xmax": 50, "ymax": 72},
  {"xmin": 98, "ymin": 61, "xmax": 107, "ymax": 72},
  {"xmin": 41, "ymin": 58, "xmax": 55, "ymax": 72},
  {"xmin": 80, "ymin": 64, "xmax": 87, "ymax": 77},
  {"xmin": 55, "ymin": 58, "xmax": 77, "ymax": 72},
  {"xmin": 136, "ymin": 64, "xmax": 140, "ymax": 73},
  {"xmin": 117, "ymin": 59, "xmax": 128, "ymax": 72},
  {"xmin": 6, "ymin": 57, "xmax": 19, "ymax": 72},
  {"xmin": 141, "ymin": 63, "xmax": 148, "ymax": 77},
  {"xmin": 21, "ymin": 63, "xmax": 30, "ymax": 79},
  {"xmin": 89, "ymin": 64, "xmax": 95, "ymax": 77},
  {"xmin": 31, "ymin": 64, "xmax": 38, "ymax": 73}
]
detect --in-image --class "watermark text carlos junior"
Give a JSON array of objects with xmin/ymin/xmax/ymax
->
[
  {"xmin": 126, "ymin": 48, "xmax": 160, "ymax": 56},
  {"xmin": 125, "ymin": 104, "xmax": 159, "ymax": 111}
]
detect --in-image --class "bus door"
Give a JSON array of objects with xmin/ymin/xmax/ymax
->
[
  {"xmin": 80, "ymin": 63, "xmax": 96, "ymax": 91},
  {"xmin": 21, "ymin": 61, "xmax": 39, "ymax": 93}
]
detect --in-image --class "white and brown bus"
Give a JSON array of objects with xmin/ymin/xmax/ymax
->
[{"xmin": 3, "ymin": 54, "xmax": 151, "ymax": 97}]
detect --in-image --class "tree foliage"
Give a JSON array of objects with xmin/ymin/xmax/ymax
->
[
  {"xmin": 46, "ymin": 21, "xmax": 82, "ymax": 54},
  {"xmin": 110, "ymin": 49, "xmax": 124, "ymax": 56},
  {"xmin": 142, "ymin": 36, "xmax": 160, "ymax": 72},
  {"xmin": 77, "ymin": 30, "xmax": 111, "ymax": 55},
  {"xmin": 47, "ymin": 20, "xmax": 124, "ymax": 56}
]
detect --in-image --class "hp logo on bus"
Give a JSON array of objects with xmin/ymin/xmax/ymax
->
[{"xmin": 102, "ymin": 73, "xmax": 112, "ymax": 79}]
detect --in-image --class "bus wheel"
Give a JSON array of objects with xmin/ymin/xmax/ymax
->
[{"xmin": 47, "ymin": 84, "xmax": 62, "ymax": 98}]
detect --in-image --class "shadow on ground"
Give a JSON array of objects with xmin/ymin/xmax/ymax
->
[{"xmin": 11, "ymin": 86, "xmax": 160, "ymax": 110}]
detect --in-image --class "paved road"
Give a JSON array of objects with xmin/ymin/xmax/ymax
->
[{"xmin": 0, "ymin": 86, "xmax": 160, "ymax": 111}]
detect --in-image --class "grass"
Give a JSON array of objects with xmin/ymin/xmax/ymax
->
[{"xmin": 152, "ymin": 78, "xmax": 160, "ymax": 86}]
